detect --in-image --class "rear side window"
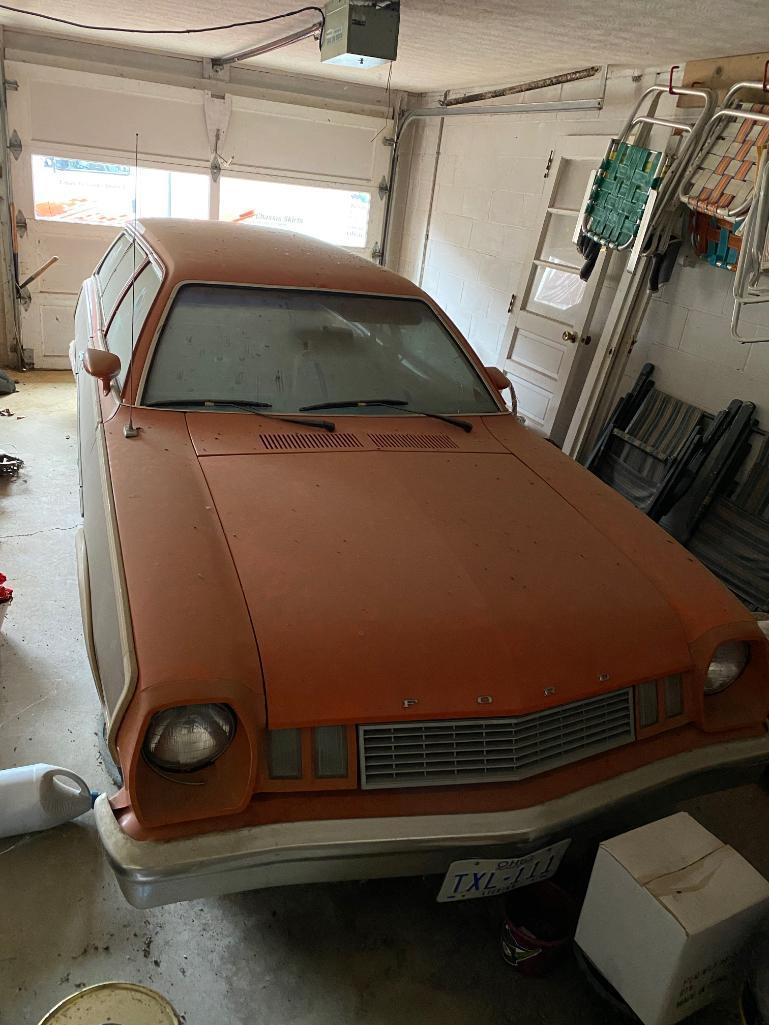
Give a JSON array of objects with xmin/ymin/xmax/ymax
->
[
  {"xmin": 105, "ymin": 264, "xmax": 162, "ymax": 389},
  {"xmin": 99, "ymin": 238, "xmax": 146, "ymax": 321},
  {"xmin": 96, "ymin": 234, "xmax": 130, "ymax": 290}
]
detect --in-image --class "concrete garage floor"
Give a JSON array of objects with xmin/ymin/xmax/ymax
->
[{"xmin": 2, "ymin": 370, "xmax": 769, "ymax": 1024}]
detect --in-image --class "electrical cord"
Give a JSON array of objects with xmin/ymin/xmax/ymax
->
[
  {"xmin": 0, "ymin": 4, "xmax": 325, "ymax": 39},
  {"xmin": 370, "ymin": 60, "xmax": 393, "ymax": 143}
]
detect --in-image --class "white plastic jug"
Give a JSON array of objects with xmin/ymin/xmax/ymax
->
[{"xmin": 0, "ymin": 764, "xmax": 94, "ymax": 838}]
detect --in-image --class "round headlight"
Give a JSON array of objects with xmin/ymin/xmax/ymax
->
[
  {"xmin": 143, "ymin": 703, "xmax": 236, "ymax": 772},
  {"xmin": 705, "ymin": 641, "xmax": 750, "ymax": 695}
]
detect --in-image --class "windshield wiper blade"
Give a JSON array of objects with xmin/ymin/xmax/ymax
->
[
  {"xmin": 225, "ymin": 403, "xmax": 336, "ymax": 432},
  {"xmin": 299, "ymin": 399, "xmax": 407, "ymax": 411},
  {"xmin": 410, "ymin": 410, "xmax": 472, "ymax": 432},
  {"xmin": 145, "ymin": 398, "xmax": 336, "ymax": 432},
  {"xmin": 300, "ymin": 398, "xmax": 472, "ymax": 432},
  {"xmin": 146, "ymin": 398, "xmax": 274, "ymax": 408}
]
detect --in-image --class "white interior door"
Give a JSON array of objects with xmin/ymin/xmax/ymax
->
[{"xmin": 501, "ymin": 136, "xmax": 612, "ymax": 439}]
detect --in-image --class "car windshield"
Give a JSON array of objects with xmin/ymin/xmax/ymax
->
[{"xmin": 141, "ymin": 285, "xmax": 499, "ymax": 415}]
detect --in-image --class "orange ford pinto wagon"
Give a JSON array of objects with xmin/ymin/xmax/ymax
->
[{"xmin": 71, "ymin": 219, "xmax": 769, "ymax": 908}]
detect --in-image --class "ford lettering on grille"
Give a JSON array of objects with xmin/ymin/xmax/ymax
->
[{"xmin": 359, "ymin": 688, "xmax": 635, "ymax": 789}]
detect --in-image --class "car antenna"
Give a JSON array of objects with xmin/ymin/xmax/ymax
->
[{"xmin": 124, "ymin": 132, "xmax": 140, "ymax": 440}]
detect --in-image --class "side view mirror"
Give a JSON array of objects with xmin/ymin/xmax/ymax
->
[
  {"xmin": 485, "ymin": 366, "xmax": 512, "ymax": 392},
  {"xmin": 83, "ymin": 347, "xmax": 121, "ymax": 396},
  {"xmin": 484, "ymin": 366, "xmax": 518, "ymax": 416}
]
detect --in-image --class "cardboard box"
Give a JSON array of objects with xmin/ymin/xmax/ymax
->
[{"xmin": 575, "ymin": 812, "xmax": 769, "ymax": 1025}]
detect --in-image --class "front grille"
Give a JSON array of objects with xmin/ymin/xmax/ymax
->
[{"xmin": 359, "ymin": 688, "xmax": 634, "ymax": 789}]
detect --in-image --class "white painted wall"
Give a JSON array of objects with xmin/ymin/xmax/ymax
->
[
  {"xmin": 624, "ymin": 255, "xmax": 769, "ymax": 425},
  {"xmin": 393, "ymin": 66, "xmax": 769, "ymax": 433}
]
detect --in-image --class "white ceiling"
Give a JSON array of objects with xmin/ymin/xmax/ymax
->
[{"xmin": 2, "ymin": 0, "xmax": 768, "ymax": 93}]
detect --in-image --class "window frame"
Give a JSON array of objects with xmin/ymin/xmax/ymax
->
[
  {"xmin": 135, "ymin": 280, "xmax": 506, "ymax": 414},
  {"xmin": 96, "ymin": 230, "xmax": 154, "ymax": 326},
  {"xmin": 105, "ymin": 261, "xmax": 164, "ymax": 391},
  {"xmin": 94, "ymin": 231, "xmax": 166, "ymax": 400},
  {"xmin": 96, "ymin": 233, "xmax": 133, "ymax": 293}
]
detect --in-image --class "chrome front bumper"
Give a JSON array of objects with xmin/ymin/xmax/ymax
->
[{"xmin": 96, "ymin": 733, "xmax": 769, "ymax": 908}]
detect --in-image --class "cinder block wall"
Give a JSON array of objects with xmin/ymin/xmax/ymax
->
[
  {"xmin": 393, "ymin": 65, "xmax": 769, "ymax": 427},
  {"xmin": 393, "ymin": 68, "xmax": 663, "ymax": 366},
  {"xmin": 624, "ymin": 249, "xmax": 769, "ymax": 425}
]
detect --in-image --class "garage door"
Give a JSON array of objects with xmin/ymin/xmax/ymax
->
[{"xmin": 5, "ymin": 62, "xmax": 392, "ymax": 368}]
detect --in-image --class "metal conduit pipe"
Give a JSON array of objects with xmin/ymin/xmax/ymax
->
[
  {"xmin": 379, "ymin": 96, "xmax": 603, "ymax": 266},
  {"xmin": 215, "ymin": 22, "xmax": 322, "ymax": 67},
  {"xmin": 441, "ymin": 66, "xmax": 601, "ymax": 108}
]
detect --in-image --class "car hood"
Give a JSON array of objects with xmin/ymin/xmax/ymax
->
[{"xmin": 188, "ymin": 416, "xmax": 692, "ymax": 726}]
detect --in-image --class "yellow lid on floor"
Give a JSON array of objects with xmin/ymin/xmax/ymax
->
[{"xmin": 38, "ymin": 982, "xmax": 180, "ymax": 1025}]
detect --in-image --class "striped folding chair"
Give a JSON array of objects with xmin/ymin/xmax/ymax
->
[
  {"xmin": 734, "ymin": 434, "xmax": 769, "ymax": 518},
  {"xmin": 686, "ymin": 433, "xmax": 769, "ymax": 612},
  {"xmin": 680, "ymin": 80, "xmax": 769, "ymax": 342},
  {"xmin": 659, "ymin": 399, "xmax": 758, "ymax": 544},
  {"xmin": 591, "ymin": 385, "xmax": 706, "ymax": 515},
  {"xmin": 682, "ymin": 100, "xmax": 769, "ymax": 221}
]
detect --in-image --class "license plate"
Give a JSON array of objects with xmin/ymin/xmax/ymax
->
[{"xmin": 436, "ymin": 839, "xmax": 571, "ymax": 902}]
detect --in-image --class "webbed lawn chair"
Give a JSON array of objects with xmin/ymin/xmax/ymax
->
[{"xmin": 576, "ymin": 82, "xmax": 715, "ymax": 278}]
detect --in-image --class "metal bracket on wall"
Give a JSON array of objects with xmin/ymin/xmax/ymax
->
[
  {"xmin": 202, "ymin": 58, "xmax": 230, "ymax": 83},
  {"xmin": 371, "ymin": 242, "xmax": 383, "ymax": 261},
  {"xmin": 15, "ymin": 208, "xmax": 26, "ymax": 237},
  {"xmin": 377, "ymin": 176, "xmax": 389, "ymax": 200},
  {"xmin": 3, "ymin": 79, "xmax": 17, "ymax": 92},
  {"xmin": 7, "ymin": 128, "xmax": 21, "ymax": 160},
  {"xmin": 204, "ymin": 92, "xmax": 232, "ymax": 184}
]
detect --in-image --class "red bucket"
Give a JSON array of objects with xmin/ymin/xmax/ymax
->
[{"xmin": 500, "ymin": 880, "xmax": 578, "ymax": 977}]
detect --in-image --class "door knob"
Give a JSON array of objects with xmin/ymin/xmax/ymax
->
[{"xmin": 562, "ymin": 330, "xmax": 577, "ymax": 343}]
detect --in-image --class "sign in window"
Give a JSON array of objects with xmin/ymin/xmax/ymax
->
[
  {"xmin": 32, "ymin": 155, "xmax": 209, "ymax": 226},
  {"xmin": 219, "ymin": 176, "xmax": 371, "ymax": 248}
]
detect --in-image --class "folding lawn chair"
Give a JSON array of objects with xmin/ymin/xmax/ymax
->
[
  {"xmin": 575, "ymin": 83, "xmax": 715, "ymax": 278},
  {"xmin": 659, "ymin": 399, "xmax": 758, "ymax": 543},
  {"xmin": 587, "ymin": 380, "xmax": 707, "ymax": 516},
  {"xmin": 584, "ymin": 362, "xmax": 655, "ymax": 472},
  {"xmin": 679, "ymin": 77, "xmax": 769, "ymax": 341},
  {"xmin": 686, "ymin": 433, "xmax": 769, "ymax": 612},
  {"xmin": 585, "ymin": 360, "xmax": 757, "ymax": 530},
  {"xmin": 731, "ymin": 156, "xmax": 769, "ymax": 341}
]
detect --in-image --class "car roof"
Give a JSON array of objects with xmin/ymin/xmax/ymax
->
[{"xmin": 132, "ymin": 219, "xmax": 424, "ymax": 298}]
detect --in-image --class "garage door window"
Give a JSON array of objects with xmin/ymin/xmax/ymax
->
[
  {"xmin": 219, "ymin": 176, "xmax": 371, "ymax": 248},
  {"xmin": 106, "ymin": 264, "xmax": 163, "ymax": 388},
  {"xmin": 31, "ymin": 156, "xmax": 209, "ymax": 226}
]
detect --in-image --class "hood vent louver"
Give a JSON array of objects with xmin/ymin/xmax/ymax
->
[
  {"xmin": 257, "ymin": 431, "xmax": 460, "ymax": 452},
  {"xmin": 368, "ymin": 432, "xmax": 458, "ymax": 451},
  {"xmin": 260, "ymin": 432, "xmax": 363, "ymax": 451}
]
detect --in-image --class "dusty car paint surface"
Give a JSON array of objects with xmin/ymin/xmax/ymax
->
[{"xmin": 73, "ymin": 219, "xmax": 768, "ymax": 870}]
